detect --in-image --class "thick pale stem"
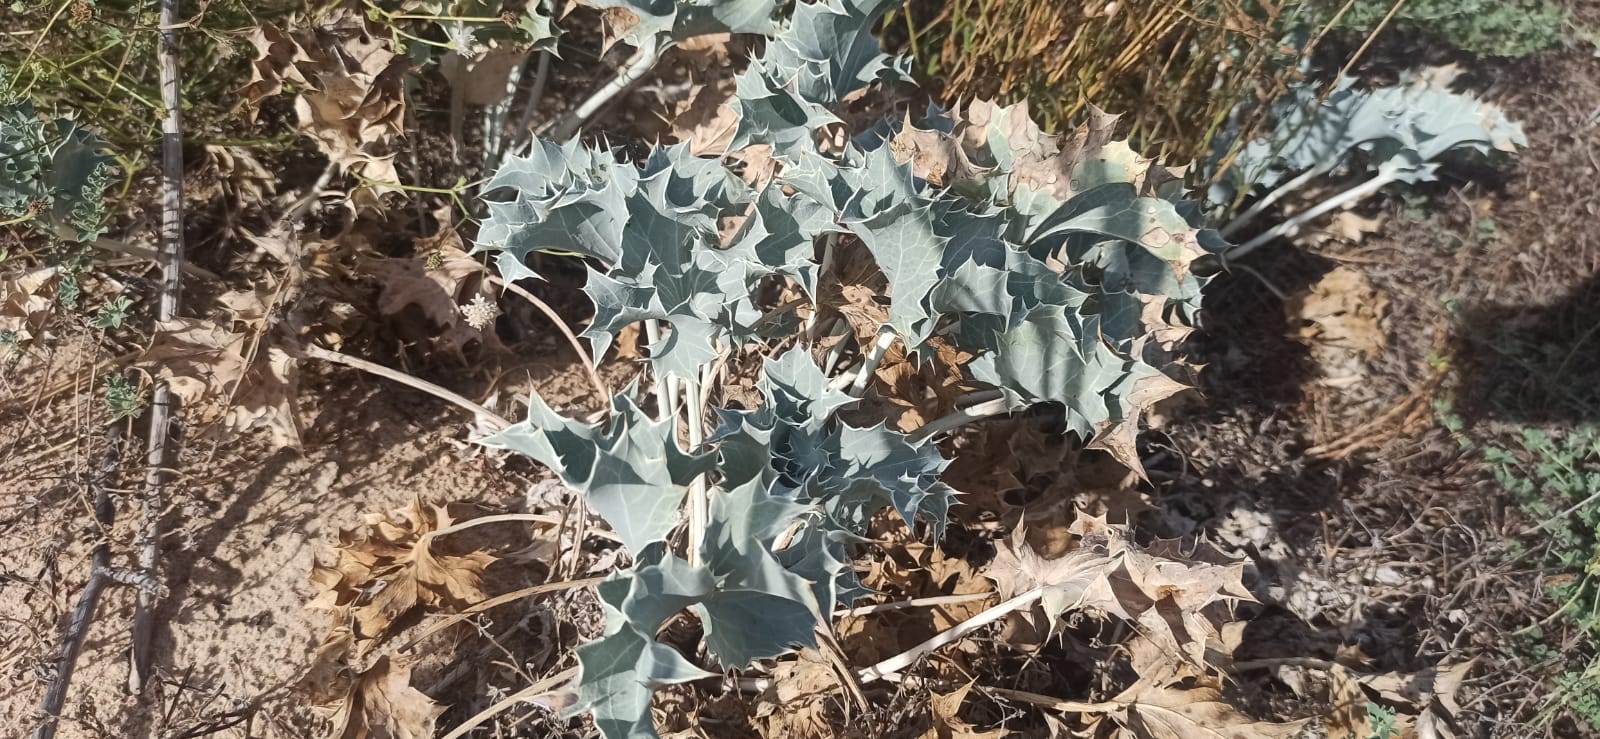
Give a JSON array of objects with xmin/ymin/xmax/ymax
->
[
  {"xmin": 684, "ymin": 374, "xmax": 706, "ymax": 567},
  {"xmin": 1227, "ymin": 172, "xmax": 1397, "ymax": 261},
  {"xmin": 910, "ymin": 396, "xmax": 1013, "ymax": 442},
  {"xmin": 849, "ymin": 332, "xmax": 897, "ymax": 394},
  {"xmin": 301, "ymin": 344, "xmax": 508, "ymax": 431},
  {"xmin": 643, "ymin": 320, "xmax": 678, "ymax": 417},
  {"xmin": 551, "ymin": 44, "xmax": 662, "ymax": 141},
  {"xmin": 1220, "ymin": 160, "xmax": 1336, "ymax": 238},
  {"xmin": 505, "ymin": 49, "xmax": 552, "ymax": 163},
  {"xmin": 859, "ymin": 588, "xmax": 1043, "ymax": 681}
]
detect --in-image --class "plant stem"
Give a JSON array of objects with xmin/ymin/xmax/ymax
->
[
  {"xmin": 129, "ymin": 0, "xmax": 186, "ymax": 693},
  {"xmin": 684, "ymin": 374, "xmax": 706, "ymax": 567},
  {"xmin": 32, "ymin": 425, "xmax": 125, "ymax": 739},
  {"xmin": 1219, "ymin": 160, "xmax": 1335, "ymax": 238},
  {"xmin": 910, "ymin": 396, "xmax": 1013, "ymax": 442},
  {"xmin": 1226, "ymin": 172, "xmax": 1396, "ymax": 261},
  {"xmin": 644, "ymin": 320, "xmax": 679, "ymax": 415},
  {"xmin": 550, "ymin": 43, "xmax": 663, "ymax": 141},
  {"xmin": 299, "ymin": 344, "xmax": 509, "ymax": 431},
  {"xmin": 857, "ymin": 588, "xmax": 1043, "ymax": 681},
  {"xmin": 849, "ymin": 332, "xmax": 897, "ymax": 394},
  {"xmin": 486, "ymin": 274, "xmax": 610, "ymax": 401}
]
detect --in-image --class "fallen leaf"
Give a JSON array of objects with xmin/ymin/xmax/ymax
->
[
  {"xmin": 753, "ymin": 648, "xmax": 838, "ymax": 739},
  {"xmin": 308, "ymin": 498, "xmax": 497, "ymax": 643},
  {"xmin": 985, "ymin": 515, "xmax": 1251, "ymax": 664},
  {"xmin": 1115, "ymin": 685, "xmax": 1307, "ymax": 739},
  {"xmin": 240, "ymin": 8, "xmax": 408, "ymax": 208},
  {"xmin": 140, "ymin": 317, "xmax": 303, "ymax": 448},
  {"xmin": 361, "ymin": 211, "xmax": 500, "ymax": 357},
  {"xmin": 923, "ymin": 680, "xmax": 1007, "ymax": 739},
  {"xmin": 323, "ymin": 654, "xmax": 442, "ymax": 739},
  {"xmin": 0, "ymin": 266, "xmax": 59, "ymax": 343},
  {"xmin": 1288, "ymin": 266, "xmax": 1389, "ymax": 361}
]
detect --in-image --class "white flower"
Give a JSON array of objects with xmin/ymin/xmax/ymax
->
[{"xmin": 460, "ymin": 293, "xmax": 499, "ymax": 331}]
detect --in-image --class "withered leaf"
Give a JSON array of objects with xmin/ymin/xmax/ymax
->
[{"xmin": 308, "ymin": 498, "xmax": 496, "ymax": 643}]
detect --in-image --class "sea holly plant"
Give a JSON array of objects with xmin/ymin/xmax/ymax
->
[
  {"xmin": 0, "ymin": 81, "xmax": 111, "ymax": 244},
  {"xmin": 473, "ymin": 0, "xmax": 1231, "ymax": 734},
  {"xmin": 480, "ymin": 349, "xmax": 955, "ymax": 736},
  {"xmin": 1210, "ymin": 65, "xmax": 1526, "ymax": 259}
]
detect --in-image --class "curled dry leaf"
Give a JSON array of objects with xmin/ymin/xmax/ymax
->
[
  {"xmin": 1110, "ymin": 684, "xmax": 1307, "ymax": 739},
  {"xmin": 923, "ymin": 680, "xmax": 1007, "ymax": 739},
  {"xmin": 240, "ymin": 7, "xmax": 408, "ymax": 208},
  {"xmin": 140, "ymin": 314, "xmax": 302, "ymax": 449},
  {"xmin": 307, "ymin": 497, "xmax": 497, "ymax": 643},
  {"xmin": 361, "ymin": 212, "xmax": 501, "ymax": 357},
  {"xmin": 0, "ymin": 266, "xmax": 58, "ymax": 344},
  {"xmin": 316, "ymin": 648, "xmax": 443, "ymax": 739},
  {"xmin": 753, "ymin": 647, "xmax": 838, "ymax": 739},
  {"xmin": 984, "ymin": 513, "xmax": 1252, "ymax": 665},
  {"xmin": 1287, "ymin": 266, "xmax": 1389, "ymax": 388}
]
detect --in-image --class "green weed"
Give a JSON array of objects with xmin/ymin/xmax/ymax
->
[
  {"xmin": 1318, "ymin": 0, "xmax": 1565, "ymax": 57},
  {"xmin": 1486, "ymin": 427, "xmax": 1600, "ymax": 729},
  {"xmin": 102, "ymin": 372, "xmax": 142, "ymax": 421}
]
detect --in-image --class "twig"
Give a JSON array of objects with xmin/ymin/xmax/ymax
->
[
  {"xmin": 128, "ymin": 0, "xmax": 186, "ymax": 694},
  {"xmin": 849, "ymin": 332, "xmax": 897, "ymax": 394},
  {"xmin": 438, "ymin": 666, "xmax": 578, "ymax": 739},
  {"xmin": 395, "ymin": 578, "xmax": 605, "ymax": 655},
  {"xmin": 428, "ymin": 512, "xmax": 621, "ymax": 543},
  {"xmin": 834, "ymin": 592, "xmax": 994, "ymax": 618},
  {"xmin": 32, "ymin": 424, "xmax": 126, "ymax": 739},
  {"xmin": 1226, "ymin": 172, "xmax": 1396, "ymax": 261},
  {"xmin": 857, "ymin": 588, "xmax": 1043, "ymax": 681},
  {"xmin": 298, "ymin": 344, "xmax": 509, "ymax": 432},
  {"xmin": 485, "ymin": 274, "xmax": 609, "ymax": 400},
  {"xmin": 549, "ymin": 44, "xmax": 662, "ymax": 141}
]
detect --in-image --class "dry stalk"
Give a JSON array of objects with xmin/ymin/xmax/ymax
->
[
  {"xmin": 31, "ymin": 422, "xmax": 127, "ymax": 739},
  {"xmin": 128, "ymin": 0, "xmax": 186, "ymax": 694}
]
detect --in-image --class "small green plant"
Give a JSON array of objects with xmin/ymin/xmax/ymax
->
[
  {"xmin": 91, "ymin": 295, "xmax": 132, "ymax": 329},
  {"xmin": 1487, "ymin": 427, "xmax": 1600, "ymax": 729},
  {"xmin": 102, "ymin": 372, "xmax": 144, "ymax": 421},
  {"xmin": 1318, "ymin": 0, "xmax": 1566, "ymax": 58},
  {"xmin": 1366, "ymin": 702, "xmax": 1400, "ymax": 738}
]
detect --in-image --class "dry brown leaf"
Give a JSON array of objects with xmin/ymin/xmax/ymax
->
[
  {"xmin": 324, "ymin": 654, "xmax": 442, "ymax": 739},
  {"xmin": 923, "ymin": 681, "xmax": 1007, "ymax": 739},
  {"xmin": 441, "ymin": 43, "xmax": 530, "ymax": 106},
  {"xmin": 985, "ymin": 514, "xmax": 1251, "ymax": 664},
  {"xmin": 308, "ymin": 498, "xmax": 497, "ymax": 643},
  {"xmin": 753, "ymin": 648, "xmax": 838, "ymax": 739},
  {"xmin": 0, "ymin": 266, "xmax": 58, "ymax": 343},
  {"xmin": 1087, "ymin": 371, "xmax": 1190, "ymax": 483},
  {"xmin": 890, "ymin": 113, "xmax": 988, "ymax": 188},
  {"xmin": 361, "ymin": 213, "xmax": 500, "ymax": 357},
  {"xmin": 1326, "ymin": 211, "xmax": 1387, "ymax": 243},
  {"xmin": 1288, "ymin": 267, "xmax": 1389, "ymax": 388},
  {"xmin": 1114, "ymin": 685, "xmax": 1307, "ymax": 739},
  {"xmin": 241, "ymin": 8, "xmax": 407, "ymax": 208},
  {"xmin": 140, "ymin": 317, "xmax": 303, "ymax": 448},
  {"xmin": 1325, "ymin": 664, "xmax": 1372, "ymax": 739}
]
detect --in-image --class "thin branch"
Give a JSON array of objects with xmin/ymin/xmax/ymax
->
[
  {"xmin": 129, "ymin": 0, "xmax": 186, "ymax": 693},
  {"xmin": 428, "ymin": 512, "xmax": 621, "ymax": 543},
  {"xmin": 550, "ymin": 44, "xmax": 663, "ymax": 141},
  {"xmin": 1225, "ymin": 172, "xmax": 1396, "ymax": 261},
  {"xmin": 298, "ymin": 344, "xmax": 509, "ymax": 432},
  {"xmin": 396, "ymin": 578, "xmax": 605, "ymax": 655},
  {"xmin": 910, "ymin": 397, "xmax": 1013, "ymax": 443},
  {"xmin": 857, "ymin": 588, "xmax": 1043, "ymax": 681},
  {"xmin": 438, "ymin": 667, "xmax": 578, "ymax": 739},
  {"xmin": 486, "ymin": 274, "xmax": 610, "ymax": 401},
  {"xmin": 32, "ymin": 425, "xmax": 126, "ymax": 739},
  {"xmin": 1219, "ymin": 160, "xmax": 1335, "ymax": 238},
  {"xmin": 834, "ymin": 592, "xmax": 994, "ymax": 618}
]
